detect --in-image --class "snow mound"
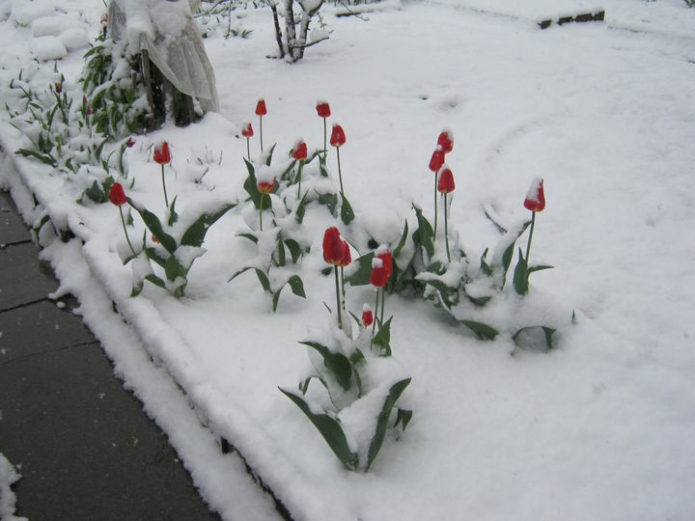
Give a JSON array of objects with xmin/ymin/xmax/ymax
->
[
  {"xmin": 60, "ymin": 27, "xmax": 90, "ymax": 51},
  {"xmin": 11, "ymin": 2, "xmax": 56, "ymax": 27},
  {"xmin": 30, "ymin": 36, "xmax": 68, "ymax": 61},
  {"xmin": 0, "ymin": 453, "xmax": 26, "ymax": 521}
]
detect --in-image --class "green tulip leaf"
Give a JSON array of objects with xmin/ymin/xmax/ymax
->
[{"xmin": 366, "ymin": 377, "xmax": 412, "ymax": 471}]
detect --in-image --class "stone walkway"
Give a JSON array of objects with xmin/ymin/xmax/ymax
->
[{"xmin": 0, "ymin": 190, "xmax": 221, "ymax": 521}]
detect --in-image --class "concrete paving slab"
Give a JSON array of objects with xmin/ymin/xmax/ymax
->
[
  {"xmin": 0, "ymin": 241, "xmax": 58, "ymax": 310},
  {"xmin": 0, "ymin": 341, "xmax": 221, "ymax": 521},
  {"xmin": 0, "ymin": 299, "xmax": 93, "ymax": 362},
  {"xmin": 0, "ymin": 191, "xmax": 31, "ymax": 245}
]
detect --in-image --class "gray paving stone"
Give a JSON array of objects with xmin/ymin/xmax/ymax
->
[
  {"xmin": 0, "ymin": 342, "xmax": 221, "ymax": 521},
  {"xmin": 0, "ymin": 241, "xmax": 58, "ymax": 310},
  {"xmin": 0, "ymin": 191, "xmax": 31, "ymax": 245},
  {"xmin": 0, "ymin": 300, "xmax": 93, "ymax": 362}
]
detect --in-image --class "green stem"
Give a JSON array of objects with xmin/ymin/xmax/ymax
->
[
  {"xmin": 161, "ymin": 163, "xmax": 169, "ymax": 209},
  {"xmin": 323, "ymin": 118, "xmax": 327, "ymax": 160},
  {"xmin": 246, "ymin": 136, "xmax": 250, "ymax": 163},
  {"xmin": 371, "ymin": 288, "xmax": 380, "ymax": 349},
  {"xmin": 433, "ymin": 174, "xmax": 438, "ymax": 237},
  {"xmin": 259, "ymin": 193, "xmax": 264, "ymax": 231},
  {"xmin": 444, "ymin": 193, "xmax": 451, "ymax": 263},
  {"xmin": 334, "ymin": 266, "xmax": 342, "ymax": 329},
  {"xmin": 525, "ymin": 211, "xmax": 536, "ymax": 263},
  {"xmin": 336, "ymin": 146, "xmax": 344, "ymax": 197},
  {"xmin": 259, "ymin": 115, "xmax": 264, "ymax": 153},
  {"xmin": 380, "ymin": 285, "xmax": 385, "ymax": 325},
  {"xmin": 297, "ymin": 160, "xmax": 304, "ymax": 198},
  {"xmin": 340, "ymin": 265, "xmax": 346, "ymax": 315},
  {"xmin": 119, "ymin": 206, "xmax": 137, "ymax": 257}
]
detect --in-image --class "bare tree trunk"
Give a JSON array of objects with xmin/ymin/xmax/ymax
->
[
  {"xmin": 284, "ymin": 0, "xmax": 298, "ymax": 61},
  {"xmin": 270, "ymin": 3, "xmax": 285, "ymax": 58}
]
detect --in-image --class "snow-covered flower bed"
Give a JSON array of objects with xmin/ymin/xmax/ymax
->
[{"xmin": 2, "ymin": 0, "xmax": 695, "ymax": 520}]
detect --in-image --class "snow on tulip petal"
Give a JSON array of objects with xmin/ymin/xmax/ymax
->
[
  {"xmin": 292, "ymin": 139, "xmax": 307, "ymax": 160},
  {"xmin": 376, "ymin": 245, "xmax": 393, "ymax": 277},
  {"xmin": 437, "ymin": 130, "xmax": 454, "ymax": 154},
  {"xmin": 524, "ymin": 177, "xmax": 545, "ymax": 212},
  {"xmin": 255, "ymin": 99, "xmax": 267, "ymax": 116},
  {"xmin": 370, "ymin": 257, "xmax": 388, "ymax": 288},
  {"xmin": 153, "ymin": 141, "xmax": 170, "ymax": 165},
  {"xmin": 241, "ymin": 121, "xmax": 253, "ymax": 137},
  {"xmin": 330, "ymin": 124, "xmax": 346, "ymax": 147},
  {"xmin": 316, "ymin": 101, "xmax": 331, "ymax": 118},
  {"xmin": 428, "ymin": 146, "xmax": 444, "ymax": 173},
  {"xmin": 437, "ymin": 166, "xmax": 455, "ymax": 194},
  {"xmin": 109, "ymin": 182, "xmax": 127, "ymax": 206}
]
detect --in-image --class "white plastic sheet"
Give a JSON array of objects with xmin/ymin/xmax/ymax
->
[{"xmin": 108, "ymin": 0, "xmax": 218, "ymax": 111}]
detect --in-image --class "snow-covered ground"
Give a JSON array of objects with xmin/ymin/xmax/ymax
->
[{"xmin": 1, "ymin": 0, "xmax": 695, "ymax": 520}]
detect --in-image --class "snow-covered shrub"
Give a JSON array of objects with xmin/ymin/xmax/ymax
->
[
  {"xmin": 268, "ymin": 0, "xmax": 330, "ymax": 62},
  {"xmin": 81, "ymin": 29, "xmax": 153, "ymax": 140}
]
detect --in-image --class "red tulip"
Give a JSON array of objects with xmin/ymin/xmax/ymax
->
[
  {"xmin": 292, "ymin": 140, "xmax": 307, "ymax": 160},
  {"xmin": 437, "ymin": 166, "xmax": 455, "ymax": 194},
  {"xmin": 125, "ymin": 137, "xmax": 135, "ymax": 148},
  {"xmin": 257, "ymin": 178, "xmax": 276, "ymax": 194},
  {"xmin": 339, "ymin": 240, "xmax": 352, "ymax": 267},
  {"xmin": 429, "ymin": 146, "xmax": 444, "ymax": 172},
  {"xmin": 437, "ymin": 130, "xmax": 454, "ymax": 154},
  {"xmin": 316, "ymin": 101, "xmax": 331, "ymax": 118},
  {"xmin": 370, "ymin": 258, "xmax": 388, "ymax": 288},
  {"xmin": 153, "ymin": 141, "xmax": 170, "ymax": 165},
  {"xmin": 376, "ymin": 246, "xmax": 393, "ymax": 277},
  {"xmin": 362, "ymin": 305, "xmax": 374, "ymax": 327},
  {"xmin": 55, "ymin": 82, "xmax": 63, "ymax": 94},
  {"xmin": 241, "ymin": 122, "xmax": 253, "ymax": 137},
  {"xmin": 524, "ymin": 178, "xmax": 545, "ymax": 212},
  {"xmin": 255, "ymin": 99, "xmax": 267, "ymax": 116},
  {"xmin": 323, "ymin": 227, "xmax": 343, "ymax": 265},
  {"xmin": 330, "ymin": 124, "xmax": 346, "ymax": 147},
  {"xmin": 108, "ymin": 182, "xmax": 127, "ymax": 206}
]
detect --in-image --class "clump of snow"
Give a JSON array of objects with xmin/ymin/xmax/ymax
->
[
  {"xmin": 30, "ymin": 36, "xmax": 68, "ymax": 61},
  {"xmin": 60, "ymin": 28, "xmax": 90, "ymax": 51},
  {"xmin": 31, "ymin": 14, "xmax": 82, "ymax": 37},
  {"xmin": 11, "ymin": 2, "xmax": 56, "ymax": 27},
  {"xmin": 0, "ymin": 453, "xmax": 26, "ymax": 521}
]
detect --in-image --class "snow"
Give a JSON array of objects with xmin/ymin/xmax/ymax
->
[
  {"xmin": 1, "ymin": 0, "xmax": 695, "ymax": 520},
  {"xmin": 0, "ymin": 454, "xmax": 25, "ymax": 521},
  {"xmin": 30, "ymin": 36, "xmax": 68, "ymax": 61}
]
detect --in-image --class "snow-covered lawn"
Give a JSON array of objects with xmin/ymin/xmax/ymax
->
[{"xmin": 1, "ymin": 0, "xmax": 695, "ymax": 520}]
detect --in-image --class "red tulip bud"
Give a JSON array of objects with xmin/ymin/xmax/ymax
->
[
  {"xmin": 55, "ymin": 82, "xmax": 63, "ymax": 93},
  {"xmin": 109, "ymin": 182, "xmax": 127, "ymax": 206},
  {"xmin": 316, "ymin": 101, "xmax": 331, "ymax": 118},
  {"xmin": 437, "ymin": 130, "xmax": 454, "ymax": 154},
  {"xmin": 153, "ymin": 141, "xmax": 170, "ymax": 165},
  {"xmin": 429, "ymin": 146, "xmax": 445, "ymax": 173},
  {"xmin": 370, "ymin": 257, "xmax": 388, "ymax": 288},
  {"xmin": 241, "ymin": 121, "xmax": 253, "ymax": 137},
  {"xmin": 376, "ymin": 245, "xmax": 393, "ymax": 277},
  {"xmin": 257, "ymin": 178, "xmax": 276, "ymax": 194},
  {"xmin": 330, "ymin": 124, "xmax": 346, "ymax": 147},
  {"xmin": 292, "ymin": 140, "xmax": 307, "ymax": 160},
  {"xmin": 437, "ymin": 166, "xmax": 455, "ymax": 194},
  {"xmin": 323, "ymin": 227, "xmax": 351, "ymax": 267},
  {"xmin": 362, "ymin": 305, "xmax": 374, "ymax": 327},
  {"xmin": 255, "ymin": 99, "xmax": 267, "ymax": 116},
  {"xmin": 524, "ymin": 178, "xmax": 545, "ymax": 212}
]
